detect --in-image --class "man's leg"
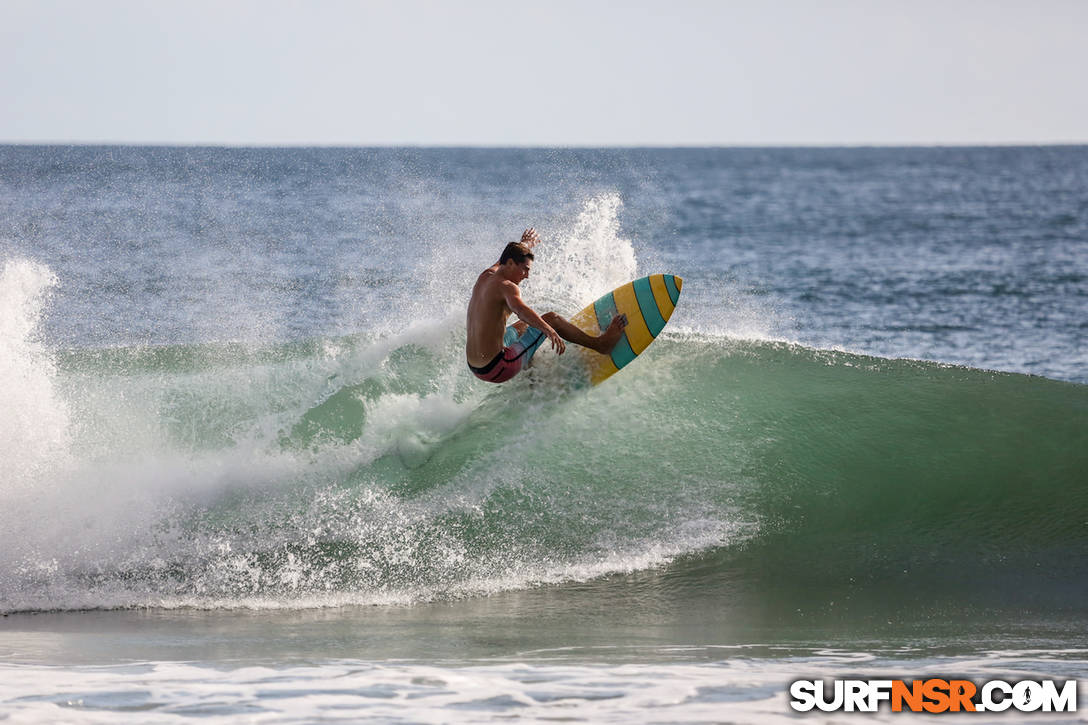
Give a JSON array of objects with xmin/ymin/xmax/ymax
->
[{"xmin": 542, "ymin": 312, "xmax": 628, "ymax": 355}]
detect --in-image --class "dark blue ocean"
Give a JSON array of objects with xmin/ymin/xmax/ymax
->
[
  {"xmin": 2, "ymin": 146, "xmax": 1086, "ymax": 382},
  {"xmin": 1, "ymin": 146, "xmax": 1086, "ymax": 722}
]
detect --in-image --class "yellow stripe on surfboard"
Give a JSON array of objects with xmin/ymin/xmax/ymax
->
[
  {"xmin": 611, "ymin": 282, "xmax": 654, "ymax": 355},
  {"xmin": 649, "ymin": 274, "xmax": 676, "ymax": 320},
  {"xmin": 589, "ymin": 351, "xmax": 620, "ymax": 384},
  {"xmin": 569, "ymin": 305, "xmax": 621, "ymax": 383},
  {"xmin": 569, "ymin": 305, "xmax": 601, "ymax": 336}
]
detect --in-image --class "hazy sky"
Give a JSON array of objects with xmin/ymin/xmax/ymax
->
[{"xmin": 2, "ymin": 0, "xmax": 1086, "ymax": 146}]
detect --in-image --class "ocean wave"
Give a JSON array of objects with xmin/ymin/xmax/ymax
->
[{"xmin": 1, "ymin": 311, "xmax": 1084, "ymax": 614}]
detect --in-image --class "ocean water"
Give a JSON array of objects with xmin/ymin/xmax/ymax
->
[{"xmin": 1, "ymin": 145, "xmax": 1086, "ymax": 722}]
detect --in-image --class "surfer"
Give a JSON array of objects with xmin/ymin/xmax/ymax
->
[{"xmin": 467, "ymin": 228, "xmax": 628, "ymax": 383}]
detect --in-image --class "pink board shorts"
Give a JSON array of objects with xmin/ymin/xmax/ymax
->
[{"xmin": 468, "ymin": 325, "xmax": 546, "ymax": 383}]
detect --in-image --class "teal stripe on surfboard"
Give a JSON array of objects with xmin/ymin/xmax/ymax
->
[
  {"xmin": 594, "ymin": 292, "xmax": 637, "ymax": 369},
  {"xmin": 664, "ymin": 275, "xmax": 680, "ymax": 305},
  {"xmin": 633, "ymin": 276, "xmax": 666, "ymax": 337},
  {"xmin": 594, "ymin": 292, "xmax": 618, "ymax": 332},
  {"xmin": 610, "ymin": 333, "xmax": 637, "ymax": 369}
]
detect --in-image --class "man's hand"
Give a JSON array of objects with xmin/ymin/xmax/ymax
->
[
  {"xmin": 544, "ymin": 325, "xmax": 566, "ymax": 355},
  {"xmin": 521, "ymin": 227, "xmax": 540, "ymax": 249}
]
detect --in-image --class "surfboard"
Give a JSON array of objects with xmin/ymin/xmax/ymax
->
[{"xmin": 568, "ymin": 273, "xmax": 683, "ymax": 385}]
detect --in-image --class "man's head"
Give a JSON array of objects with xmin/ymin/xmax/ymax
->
[
  {"xmin": 499, "ymin": 242, "xmax": 534, "ymax": 266},
  {"xmin": 499, "ymin": 242, "xmax": 534, "ymax": 283}
]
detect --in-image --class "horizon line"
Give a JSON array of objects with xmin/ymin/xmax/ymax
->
[{"xmin": 3, "ymin": 140, "xmax": 1088, "ymax": 150}]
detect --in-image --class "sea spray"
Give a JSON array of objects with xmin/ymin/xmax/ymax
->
[
  {"xmin": 530, "ymin": 192, "xmax": 780, "ymax": 341},
  {"xmin": 0, "ymin": 258, "xmax": 69, "ymax": 488},
  {"xmin": 532, "ymin": 192, "xmax": 638, "ymax": 313}
]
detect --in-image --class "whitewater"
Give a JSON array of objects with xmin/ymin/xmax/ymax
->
[{"xmin": 1, "ymin": 145, "xmax": 1086, "ymax": 723}]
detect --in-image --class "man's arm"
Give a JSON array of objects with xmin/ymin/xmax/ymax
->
[{"xmin": 501, "ymin": 281, "xmax": 565, "ymax": 354}]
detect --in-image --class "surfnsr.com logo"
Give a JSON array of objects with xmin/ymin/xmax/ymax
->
[{"xmin": 789, "ymin": 678, "xmax": 1077, "ymax": 713}]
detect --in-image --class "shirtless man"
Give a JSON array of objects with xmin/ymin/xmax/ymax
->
[{"xmin": 466, "ymin": 228, "xmax": 628, "ymax": 383}]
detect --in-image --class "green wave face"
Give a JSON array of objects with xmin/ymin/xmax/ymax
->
[
  {"xmin": 656, "ymin": 339, "xmax": 1088, "ymax": 618},
  {"xmin": 4, "ymin": 333, "xmax": 1085, "ymax": 616}
]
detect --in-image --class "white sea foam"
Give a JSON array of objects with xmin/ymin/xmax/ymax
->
[
  {"xmin": 0, "ymin": 258, "xmax": 70, "ymax": 489},
  {"xmin": 1, "ymin": 650, "xmax": 1083, "ymax": 724}
]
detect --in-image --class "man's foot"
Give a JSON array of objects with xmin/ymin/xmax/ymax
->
[{"xmin": 594, "ymin": 314, "xmax": 628, "ymax": 354}]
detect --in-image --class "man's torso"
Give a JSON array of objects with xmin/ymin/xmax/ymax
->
[{"xmin": 466, "ymin": 266, "xmax": 512, "ymax": 367}]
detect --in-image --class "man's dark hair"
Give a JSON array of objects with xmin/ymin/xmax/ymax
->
[{"xmin": 499, "ymin": 242, "xmax": 534, "ymax": 265}]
